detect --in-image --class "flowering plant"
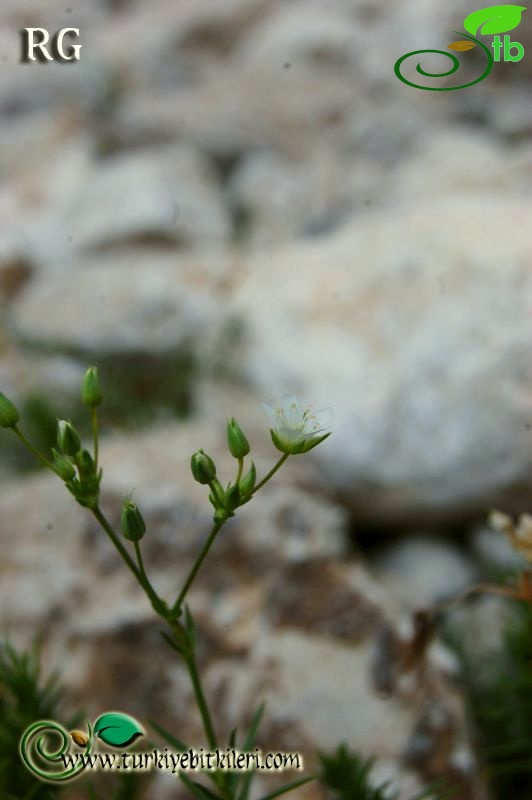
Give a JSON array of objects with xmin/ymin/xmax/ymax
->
[{"xmin": 0, "ymin": 372, "xmax": 331, "ymax": 799}]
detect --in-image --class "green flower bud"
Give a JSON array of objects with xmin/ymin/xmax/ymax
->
[
  {"xmin": 81, "ymin": 366, "xmax": 102, "ymax": 408},
  {"xmin": 121, "ymin": 500, "xmax": 146, "ymax": 542},
  {"xmin": 76, "ymin": 449, "xmax": 96, "ymax": 480},
  {"xmin": 0, "ymin": 392, "xmax": 19, "ymax": 428},
  {"xmin": 51, "ymin": 448, "xmax": 76, "ymax": 481},
  {"xmin": 238, "ymin": 461, "xmax": 256, "ymax": 497},
  {"xmin": 191, "ymin": 449, "xmax": 217, "ymax": 485},
  {"xmin": 226, "ymin": 418, "xmax": 250, "ymax": 459},
  {"xmin": 57, "ymin": 419, "xmax": 82, "ymax": 456}
]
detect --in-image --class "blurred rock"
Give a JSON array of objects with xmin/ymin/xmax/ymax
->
[
  {"xmin": 228, "ymin": 149, "xmax": 357, "ymax": 245},
  {"xmin": 0, "ymin": 48, "xmax": 109, "ymax": 118},
  {"xmin": 8, "ymin": 251, "xmax": 234, "ymax": 355},
  {"xmin": 372, "ymin": 536, "xmax": 478, "ymax": 607},
  {"xmin": 469, "ymin": 524, "xmax": 527, "ymax": 573},
  {"xmin": 61, "ymin": 148, "xmax": 231, "ymax": 251},
  {"xmin": 113, "ymin": 65, "xmax": 357, "ymax": 161},
  {"xmin": 236, "ymin": 3, "xmax": 356, "ymax": 70},
  {"xmin": 0, "ymin": 346, "xmax": 83, "ymax": 402},
  {"xmin": 0, "ymin": 240, "xmax": 32, "ymax": 301},
  {"xmin": 388, "ymin": 131, "xmax": 532, "ymax": 201},
  {"xmin": 223, "ymin": 197, "xmax": 532, "ymax": 526}
]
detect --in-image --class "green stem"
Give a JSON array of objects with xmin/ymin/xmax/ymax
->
[
  {"xmin": 91, "ymin": 408, "xmax": 99, "ymax": 470},
  {"xmin": 134, "ymin": 540, "xmax": 167, "ymax": 616},
  {"xmin": 172, "ymin": 521, "xmax": 224, "ymax": 615},
  {"xmin": 251, "ymin": 453, "xmax": 289, "ymax": 495},
  {"xmin": 92, "ymin": 506, "xmax": 144, "ymax": 586},
  {"xmin": 236, "ymin": 457, "xmax": 244, "ymax": 485},
  {"xmin": 175, "ymin": 630, "xmax": 232, "ymax": 799},
  {"xmin": 12, "ymin": 426, "xmax": 57, "ymax": 473},
  {"xmin": 183, "ymin": 643, "xmax": 218, "ymax": 751}
]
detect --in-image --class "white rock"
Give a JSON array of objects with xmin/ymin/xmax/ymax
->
[
  {"xmin": 470, "ymin": 525, "xmax": 528, "ymax": 572},
  {"xmin": 372, "ymin": 536, "xmax": 478, "ymax": 607},
  {"xmin": 224, "ymin": 197, "xmax": 532, "ymax": 523},
  {"xmin": 8, "ymin": 251, "xmax": 234, "ymax": 355},
  {"xmin": 62, "ymin": 148, "xmax": 231, "ymax": 251}
]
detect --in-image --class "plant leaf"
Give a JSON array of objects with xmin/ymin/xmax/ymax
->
[
  {"xmin": 179, "ymin": 773, "xmax": 222, "ymax": 800},
  {"xmin": 236, "ymin": 703, "xmax": 267, "ymax": 800},
  {"xmin": 448, "ymin": 40, "xmax": 476, "ymax": 51},
  {"xmin": 243, "ymin": 703, "xmax": 265, "ymax": 752},
  {"xmin": 148, "ymin": 719, "xmax": 188, "ymax": 752},
  {"xmin": 237, "ymin": 772, "xmax": 254, "ymax": 800},
  {"xmin": 93, "ymin": 712, "xmax": 144, "ymax": 748},
  {"xmin": 258, "ymin": 775, "xmax": 316, "ymax": 800},
  {"xmin": 463, "ymin": 5, "xmax": 526, "ymax": 36}
]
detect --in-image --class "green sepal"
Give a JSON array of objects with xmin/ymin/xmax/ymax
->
[
  {"xmin": 270, "ymin": 429, "xmax": 330, "ymax": 455},
  {"xmin": 238, "ymin": 461, "xmax": 256, "ymax": 497},
  {"xmin": 0, "ymin": 392, "xmax": 19, "ymax": 428},
  {"xmin": 299, "ymin": 431, "xmax": 331, "ymax": 453},
  {"xmin": 51, "ymin": 448, "xmax": 76, "ymax": 481},
  {"xmin": 57, "ymin": 419, "xmax": 81, "ymax": 456},
  {"xmin": 224, "ymin": 483, "xmax": 241, "ymax": 512}
]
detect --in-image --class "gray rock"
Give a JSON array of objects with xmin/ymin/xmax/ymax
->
[
  {"xmin": 222, "ymin": 197, "xmax": 532, "ymax": 525},
  {"xmin": 470, "ymin": 524, "xmax": 527, "ymax": 572},
  {"xmin": 372, "ymin": 536, "xmax": 478, "ymax": 607},
  {"xmin": 8, "ymin": 251, "xmax": 234, "ymax": 355},
  {"xmin": 61, "ymin": 148, "xmax": 231, "ymax": 251},
  {"xmin": 228, "ymin": 150, "xmax": 357, "ymax": 245}
]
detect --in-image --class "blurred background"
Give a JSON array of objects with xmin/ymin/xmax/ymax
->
[{"xmin": 1, "ymin": 1, "xmax": 532, "ymax": 798}]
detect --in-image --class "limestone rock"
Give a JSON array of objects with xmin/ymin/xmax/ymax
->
[{"xmin": 224, "ymin": 197, "xmax": 532, "ymax": 525}]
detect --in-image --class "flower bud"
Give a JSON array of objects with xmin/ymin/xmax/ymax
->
[
  {"xmin": 226, "ymin": 418, "xmax": 250, "ymax": 459},
  {"xmin": 121, "ymin": 500, "xmax": 146, "ymax": 542},
  {"xmin": 57, "ymin": 419, "xmax": 81, "ymax": 456},
  {"xmin": 0, "ymin": 392, "xmax": 19, "ymax": 428},
  {"xmin": 191, "ymin": 449, "xmax": 216, "ymax": 485},
  {"xmin": 81, "ymin": 366, "xmax": 102, "ymax": 408},
  {"xmin": 51, "ymin": 448, "xmax": 76, "ymax": 481},
  {"xmin": 238, "ymin": 461, "xmax": 256, "ymax": 497},
  {"xmin": 76, "ymin": 449, "xmax": 96, "ymax": 480}
]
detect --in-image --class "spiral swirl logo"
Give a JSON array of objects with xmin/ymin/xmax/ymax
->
[
  {"xmin": 20, "ymin": 712, "xmax": 144, "ymax": 783},
  {"xmin": 394, "ymin": 4, "xmax": 527, "ymax": 91}
]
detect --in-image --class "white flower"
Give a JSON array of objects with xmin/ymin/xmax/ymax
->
[
  {"xmin": 490, "ymin": 509, "xmax": 532, "ymax": 563},
  {"xmin": 262, "ymin": 394, "xmax": 332, "ymax": 454}
]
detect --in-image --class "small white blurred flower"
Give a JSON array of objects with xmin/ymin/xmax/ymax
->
[
  {"xmin": 262, "ymin": 393, "xmax": 332, "ymax": 455},
  {"xmin": 490, "ymin": 509, "xmax": 532, "ymax": 562}
]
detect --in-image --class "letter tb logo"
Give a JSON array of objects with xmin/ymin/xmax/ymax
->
[
  {"xmin": 21, "ymin": 28, "xmax": 82, "ymax": 62},
  {"xmin": 492, "ymin": 33, "xmax": 525, "ymax": 60}
]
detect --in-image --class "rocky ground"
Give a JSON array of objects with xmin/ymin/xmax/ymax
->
[{"xmin": 2, "ymin": 0, "xmax": 532, "ymax": 798}]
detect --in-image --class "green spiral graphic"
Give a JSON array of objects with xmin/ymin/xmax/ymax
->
[
  {"xmin": 20, "ymin": 719, "xmax": 93, "ymax": 782},
  {"xmin": 394, "ymin": 32, "xmax": 494, "ymax": 90}
]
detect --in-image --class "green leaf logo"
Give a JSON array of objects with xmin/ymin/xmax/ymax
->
[
  {"xmin": 93, "ymin": 713, "xmax": 144, "ymax": 748},
  {"xmin": 464, "ymin": 5, "xmax": 526, "ymax": 36}
]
